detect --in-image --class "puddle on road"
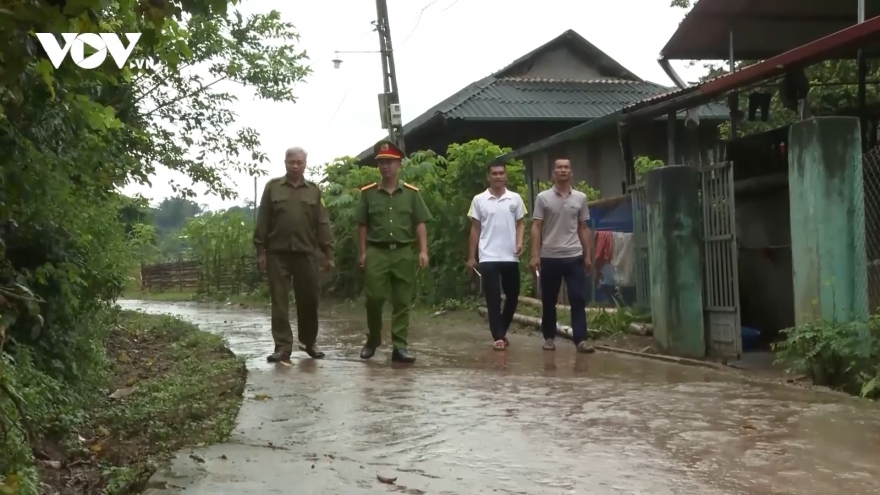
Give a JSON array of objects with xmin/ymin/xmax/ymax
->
[{"xmin": 122, "ymin": 299, "xmax": 880, "ymax": 495}]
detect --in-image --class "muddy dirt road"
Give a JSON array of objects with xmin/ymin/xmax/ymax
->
[{"xmin": 123, "ymin": 300, "xmax": 880, "ymax": 495}]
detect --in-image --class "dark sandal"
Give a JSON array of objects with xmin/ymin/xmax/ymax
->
[
  {"xmin": 300, "ymin": 345, "xmax": 326, "ymax": 359},
  {"xmin": 576, "ymin": 341, "xmax": 596, "ymax": 354}
]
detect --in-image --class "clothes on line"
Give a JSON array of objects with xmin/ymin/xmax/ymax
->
[{"xmin": 590, "ymin": 230, "xmax": 636, "ymax": 288}]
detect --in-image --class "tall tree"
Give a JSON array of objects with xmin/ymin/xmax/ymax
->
[{"xmin": 0, "ymin": 1, "xmax": 313, "ymax": 485}]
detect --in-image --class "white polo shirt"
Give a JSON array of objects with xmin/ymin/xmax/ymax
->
[{"xmin": 468, "ymin": 189, "xmax": 526, "ymax": 262}]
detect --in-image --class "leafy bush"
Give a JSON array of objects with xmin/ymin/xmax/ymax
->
[
  {"xmin": 1, "ymin": 0, "xmax": 311, "ymax": 489},
  {"xmin": 774, "ymin": 317, "xmax": 880, "ymax": 398},
  {"xmin": 180, "ymin": 210, "xmax": 259, "ymax": 294},
  {"xmin": 321, "ymin": 140, "xmax": 529, "ymax": 306},
  {"xmin": 319, "ymin": 140, "xmax": 626, "ymax": 307}
]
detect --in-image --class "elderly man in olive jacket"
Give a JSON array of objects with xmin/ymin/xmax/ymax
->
[{"xmin": 254, "ymin": 146, "xmax": 334, "ymax": 364}]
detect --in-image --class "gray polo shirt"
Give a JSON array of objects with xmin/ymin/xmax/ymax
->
[{"xmin": 533, "ymin": 186, "xmax": 590, "ymax": 258}]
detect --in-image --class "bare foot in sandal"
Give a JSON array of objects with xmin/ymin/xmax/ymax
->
[
  {"xmin": 576, "ymin": 341, "xmax": 595, "ymax": 354},
  {"xmin": 542, "ymin": 339, "xmax": 556, "ymax": 351},
  {"xmin": 493, "ymin": 339, "xmax": 506, "ymax": 351}
]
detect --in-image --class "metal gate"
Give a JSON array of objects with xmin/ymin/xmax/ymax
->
[
  {"xmin": 699, "ymin": 161, "xmax": 742, "ymax": 358},
  {"xmin": 629, "ymin": 183, "xmax": 650, "ymax": 310}
]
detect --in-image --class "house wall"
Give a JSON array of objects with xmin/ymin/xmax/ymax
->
[
  {"xmin": 408, "ymin": 120, "xmax": 580, "ymax": 161},
  {"xmin": 525, "ymin": 120, "xmax": 722, "ymax": 199},
  {"xmin": 503, "ymin": 46, "xmax": 609, "ymax": 80}
]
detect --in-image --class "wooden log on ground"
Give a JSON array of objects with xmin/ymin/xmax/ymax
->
[
  {"xmin": 477, "ymin": 307, "xmax": 575, "ymax": 338},
  {"xmin": 629, "ymin": 322, "xmax": 653, "ymax": 336},
  {"xmin": 501, "ymin": 295, "xmax": 618, "ymax": 314},
  {"xmin": 477, "ymin": 307, "xmax": 720, "ymax": 371}
]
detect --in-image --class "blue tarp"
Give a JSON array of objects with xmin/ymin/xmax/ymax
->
[
  {"xmin": 587, "ymin": 198, "xmax": 633, "ymax": 233},
  {"xmin": 583, "ymin": 196, "xmax": 636, "ymax": 305}
]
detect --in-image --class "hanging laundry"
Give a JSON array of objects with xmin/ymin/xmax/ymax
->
[
  {"xmin": 612, "ymin": 232, "xmax": 636, "ymax": 287},
  {"xmin": 594, "ymin": 231, "xmax": 615, "ymax": 287}
]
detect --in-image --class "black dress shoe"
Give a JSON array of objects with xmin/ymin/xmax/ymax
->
[
  {"xmin": 360, "ymin": 346, "xmax": 377, "ymax": 360},
  {"xmin": 300, "ymin": 345, "xmax": 326, "ymax": 359},
  {"xmin": 267, "ymin": 351, "xmax": 291, "ymax": 363},
  {"xmin": 391, "ymin": 348, "xmax": 415, "ymax": 363}
]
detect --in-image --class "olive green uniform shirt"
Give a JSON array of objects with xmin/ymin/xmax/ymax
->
[
  {"xmin": 356, "ymin": 181, "xmax": 432, "ymax": 244},
  {"xmin": 253, "ymin": 177, "xmax": 334, "ymax": 253}
]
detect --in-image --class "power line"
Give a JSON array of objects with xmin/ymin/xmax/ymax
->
[
  {"xmin": 401, "ymin": 0, "xmax": 440, "ymax": 45},
  {"xmin": 438, "ymin": 0, "xmax": 460, "ymax": 12},
  {"xmin": 327, "ymin": 89, "xmax": 349, "ymax": 128}
]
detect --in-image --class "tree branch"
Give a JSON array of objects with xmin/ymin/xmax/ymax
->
[{"xmin": 143, "ymin": 76, "xmax": 229, "ymax": 118}]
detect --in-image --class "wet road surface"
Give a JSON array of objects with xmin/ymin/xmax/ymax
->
[{"xmin": 122, "ymin": 300, "xmax": 880, "ymax": 495}]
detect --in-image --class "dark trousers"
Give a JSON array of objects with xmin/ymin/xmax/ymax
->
[
  {"xmin": 480, "ymin": 261, "xmax": 520, "ymax": 341},
  {"xmin": 267, "ymin": 252, "xmax": 320, "ymax": 352},
  {"xmin": 539, "ymin": 256, "xmax": 588, "ymax": 344}
]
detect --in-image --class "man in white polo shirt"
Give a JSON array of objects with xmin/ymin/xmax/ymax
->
[
  {"xmin": 466, "ymin": 161, "xmax": 526, "ymax": 350},
  {"xmin": 529, "ymin": 157, "xmax": 595, "ymax": 353}
]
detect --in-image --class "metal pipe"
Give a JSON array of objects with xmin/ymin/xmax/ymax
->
[
  {"xmin": 859, "ymin": 0, "xmax": 867, "ymax": 149},
  {"xmin": 658, "ymin": 56, "xmax": 687, "ymax": 89},
  {"xmin": 728, "ymin": 30, "xmax": 736, "ymax": 139}
]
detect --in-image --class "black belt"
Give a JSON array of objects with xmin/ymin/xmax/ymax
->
[{"xmin": 368, "ymin": 241, "xmax": 412, "ymax": 250}]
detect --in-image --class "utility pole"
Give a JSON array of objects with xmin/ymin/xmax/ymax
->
[{"xmin": 374, "ymin": 0, "xmax": 405, "ymax": 153}]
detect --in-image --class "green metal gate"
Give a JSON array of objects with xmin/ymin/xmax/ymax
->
[
  {"xmin": 699, "ymin": 161, "xmax": 742, "ymax": 358},
  {"xmin": 629, "ymin": 183, "xmax": 650, "ymax": 311}
]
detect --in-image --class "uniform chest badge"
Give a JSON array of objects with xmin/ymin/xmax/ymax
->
[{"xmin": 509, "ymin": 203, "xmax": 516, "ymax": 212}]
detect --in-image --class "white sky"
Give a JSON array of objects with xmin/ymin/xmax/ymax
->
[{"xmin": 123, "ymin": 0, "xmax": 714, "ymax": 211}]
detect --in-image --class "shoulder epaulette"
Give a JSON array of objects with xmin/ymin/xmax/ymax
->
[
  {"xmin": 360, "ymin": 182, "xmax": 377, "ymax": 191},
  {"xmin": 403, "ymin": 182, "xmax": 419, "ymax": 192}
]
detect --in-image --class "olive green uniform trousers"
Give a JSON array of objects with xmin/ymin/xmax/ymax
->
[
  {"xmin": 267, "ymin": 252, "xmax": 319, "ymax": 353},
  {"xmin": 364, "ymin": 244, "xmax": 416, "ymax": 349}
]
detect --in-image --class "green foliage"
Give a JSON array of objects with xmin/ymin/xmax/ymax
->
[
  {"xmin": 322, "ymin": 140, "xmax": 528, "ymax": 306},
  {"xmin": 671, "ymin": 2, "xmax": 880, "ymax": 140},
  {"xmin": 1, "ymin": 0, "xmax": 310, "ymax": 488},
  {"xmin": 704, "ymin": 59, "xmax": 880, "ymax": 139},
  {"xmin": 634, "ymin": 156, "xmax": 664, "ymax": 182},
  {"xmin": 180, "ymin": 210, "xmax": 259, "ymax": 294},
  {"xmin": 534, "ymin": 180, "xmax": 600, "ymax": 201},
  {"xmin": 774, "ymin": 316, "xmax": 880, "ymax": 399}
]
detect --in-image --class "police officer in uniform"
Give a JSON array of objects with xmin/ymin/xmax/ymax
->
[
  {"xmin": 254, "ymin": 146, "xmax": 334, "ymax": 364},
  {"xmin": 356, "ymin": 140, "xmax": 432, "ymax": 363}
]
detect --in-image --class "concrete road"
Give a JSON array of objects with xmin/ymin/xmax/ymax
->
[{"xmin": 122, "ymin": 300, "xmax": 880, "ymax": 495}]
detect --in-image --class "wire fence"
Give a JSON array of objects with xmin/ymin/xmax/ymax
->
[{"xmin": 862, "ymin": 145, "xmax": 880, "ymax": 315}]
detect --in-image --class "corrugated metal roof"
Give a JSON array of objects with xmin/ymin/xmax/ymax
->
[
  {"xmin": 624, "ymin": 14, "xmax": 880, "ymax": 123},
  {"xmin": 661, "ymin": 0, "xmax": 880, "ymax": 60},
  {"xmin": 444, "ymin": 78, "xmax": 728, "ymax": 120}
]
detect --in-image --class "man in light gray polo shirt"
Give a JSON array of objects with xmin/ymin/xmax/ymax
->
[{"xmin": 529, "ymin": 158, "xmax": 595, "ymax": 353}]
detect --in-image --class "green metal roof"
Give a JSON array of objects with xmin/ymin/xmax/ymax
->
[
  {"xmin": 354, "ymin": 29, "xmax": 730, "ymax": 162},
  {"xmin": 355, "ymin": 77, "xmax": 729, "ymax": 162},
  {"xmin": 442, "ymin": 77, "xmax": 728, "ymax": 121}
]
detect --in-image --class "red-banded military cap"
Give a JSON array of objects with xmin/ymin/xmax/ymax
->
[{"xmin": 374, "ymin": 139, "xmax": 404, "ymax": 160}]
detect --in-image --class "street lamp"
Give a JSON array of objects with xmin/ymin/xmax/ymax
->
[{"xmin": 331, "ymin": 50, "xmax": 380, "ymax": 69}]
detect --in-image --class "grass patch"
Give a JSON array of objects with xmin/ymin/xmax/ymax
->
[{"xmin": 35, "ymin": 311, "xmax": 246, "ymax": 494}]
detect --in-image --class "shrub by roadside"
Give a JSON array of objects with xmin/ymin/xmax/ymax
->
[
  {"xmin": 775, "ymin": 316, "xmax": 880, "ymax": 399},
  {"xmin": 1, "ymin": 310, "xmax": 246, "ymax": 494}
]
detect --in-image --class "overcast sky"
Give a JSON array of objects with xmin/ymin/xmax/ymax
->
[{"xmin": 123, "ymin": 0, "xmax": 715, "ymax": 210}]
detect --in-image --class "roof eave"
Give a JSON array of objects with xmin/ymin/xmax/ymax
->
[{"xmin": 623, "ymin": 15, "xmax": 880, "ymax": 124}]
